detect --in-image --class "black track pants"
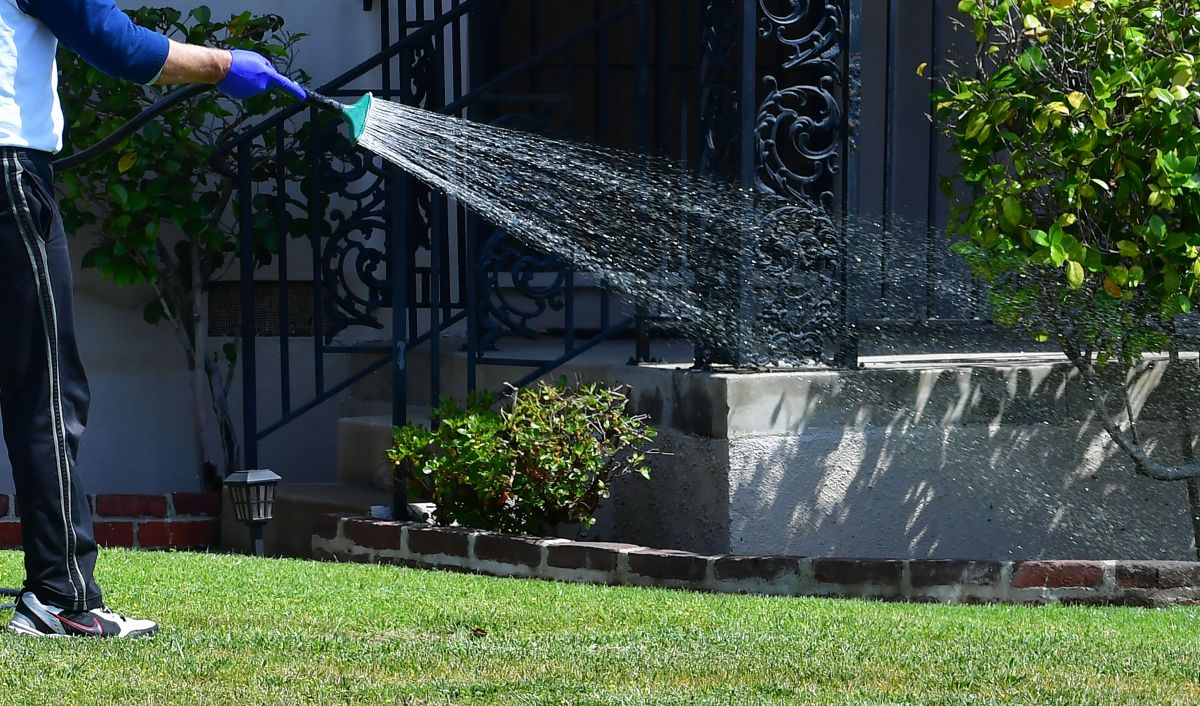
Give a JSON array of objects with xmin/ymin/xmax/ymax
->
[{"xmin": 0, "ymin": 147, "xmax": 102, "ymax": 611}]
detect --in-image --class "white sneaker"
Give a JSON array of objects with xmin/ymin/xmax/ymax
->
[{"xmin": 8, "ymin": 590, "xmax": 159, "ymax": 638}]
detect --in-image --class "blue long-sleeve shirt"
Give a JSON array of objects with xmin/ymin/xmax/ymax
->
[{"xmin": 17, "ymin": 0, "xmax": 169, "ymax": 84}]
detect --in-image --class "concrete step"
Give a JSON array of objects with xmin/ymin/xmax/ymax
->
[
  {"xmin": 337, "ymin": 408, "xmax": 430, "ymax": 491},
  {"xmin": 220, "ymin": 482, "xmax": 392, "ymax": 559},
  {"xmin": 344, "ymin": 335, "xmax": 694, "ymax": 413}
]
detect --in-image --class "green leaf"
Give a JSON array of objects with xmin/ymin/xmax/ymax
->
[
  {"xmin": 1050, "ymin": 242, "xmax": 1067, "ymax": 267},
  {"xmin": 106, "ymin": 182, "xmax": 129, "ymax": 207},
  {"xmin": 1109, "ymin": 266, "xmax": 1130, "ymax": 286},
  {"xmin": 1001, "ymin": 196, "xmax": 1023, "ymax": 230},
  {"xmin": 1116, "ymin": 240, "xmax": 1140, "ymax": 257},
  {"xmin": 1147, "ymin": 215, "xmax": 1167, "ymax": 243},
  {"xmin": 1066, "ymin": 260, "xmax": 1085, "ymax": 289},
  {"xmin": 142, "ymin": 300, "xmax": 165, "ymax": 325}
]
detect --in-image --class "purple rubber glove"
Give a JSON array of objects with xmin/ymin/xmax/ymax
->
[{"xmin": 217, "ymin": 49, "xmax": 306, "ymax": 101}]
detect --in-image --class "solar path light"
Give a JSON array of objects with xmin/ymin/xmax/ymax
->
[{"xmin": 224, "ymin": 469, "xmax": 282, "ymax": 557}]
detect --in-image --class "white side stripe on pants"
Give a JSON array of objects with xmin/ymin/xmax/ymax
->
[{"xmin": 2, "ymin": 153, "xmax": 85, "ymax": 608}]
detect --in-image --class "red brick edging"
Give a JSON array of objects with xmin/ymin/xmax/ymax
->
[
  {"xmin": 0, "ymin": 493, "xmax": 220, "ymax": 551},
  {"xmin": 312, "ymin": 514, "xmax": 1200, "ymax": 607}
]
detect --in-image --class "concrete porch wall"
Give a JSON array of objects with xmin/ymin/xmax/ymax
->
[{"xmin": 576, "ymin": 356, "xmax": 1199, "ymax": 561}]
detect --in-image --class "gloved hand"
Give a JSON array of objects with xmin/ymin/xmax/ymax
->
[{"xmin": 217, "ymin": 49, "xmax": 306, "ymax": 101}]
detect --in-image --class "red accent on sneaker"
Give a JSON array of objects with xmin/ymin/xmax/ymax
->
[{"xmin": 56, "ymin": 613, "xmax": 104, "ymax": 637}]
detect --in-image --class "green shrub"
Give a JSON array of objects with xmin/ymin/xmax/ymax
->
[
  {"xmin": 937, "ymin": 0, "xmax": 1200, "ymax": 360},
  {"xmin": 937, "ymin": 0, "xmax": 1200, "ymax": 482},
  {"xmin": 387, "ymin": 382, "xmax": 656, "ymax": 535}
]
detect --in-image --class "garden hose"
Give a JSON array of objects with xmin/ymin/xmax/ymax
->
[
  {"xmin": 52, "ymin": 83, "xmax": 214, "ymax": 171},
  {"xmin": 52, "ymin": 86, "xmax": 371, "ymax": 173}
]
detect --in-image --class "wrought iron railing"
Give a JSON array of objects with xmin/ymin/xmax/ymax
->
[
  {"xmin": 216, "ymin": 0, "xmax": 672, "ymax": 517},
  {"xmin": 218, "ymin": 0, "xmax": 1006, "ymax": 515}
]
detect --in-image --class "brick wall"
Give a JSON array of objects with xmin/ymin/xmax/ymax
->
[
  {"xmin": 0, "ymin": 493, "xmax": 220, "ymax": 551},
  {"xmin": 313, "ymin": 514, "xmax": 1200, "ymax": 608}
]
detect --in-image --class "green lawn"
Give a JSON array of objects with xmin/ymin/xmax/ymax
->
[{"xmin": 0, "ymin": 550, "xmax": 1194, "ymax": 705}]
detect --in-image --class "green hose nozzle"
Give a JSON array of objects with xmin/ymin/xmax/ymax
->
[{"xmin": 305, "ymin": 91, "xmax": 373, "ymax": 143}]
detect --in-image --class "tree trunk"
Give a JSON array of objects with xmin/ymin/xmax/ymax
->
[
  {"xmin": 1170, "ymin": 347, "xmax": 1200, "ymax": 560},
  {"xmin": 205, "ymin": 351, "xmax": 241, "ymax": 477},
  {"xmin": 190, "ymin": 238, "xmax": 213, "ymax": 489}
]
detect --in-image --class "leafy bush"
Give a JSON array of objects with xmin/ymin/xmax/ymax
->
[
  {"xmin": 56, "ymin": 7, "xmax": 307, "ymax": 484},
  {"xmin": 387, "ymin": 382, "xmax": 657, "ymax": 535},
  {"xmin": 938, "ymin": 0, "xmax": 1200, "ymax": 356},
  {"xmin": 937, "ymin": 0, "xmax": 1200, "ymax": 481}
]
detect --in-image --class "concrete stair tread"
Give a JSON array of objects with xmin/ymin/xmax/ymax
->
[
  {"xmin": 337, "ymin": 410, "xmax": 430, "ymax": 490},
  {"xmin": 341, "ymin": 409, "xmax": 431, "ymax": 427},
  {"xmin": 275, "ymin": 482, "xmax": 393, "ymax": 509}
]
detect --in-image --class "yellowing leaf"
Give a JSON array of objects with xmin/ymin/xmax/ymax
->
[
  {"xmin": 1103, "ymin": 276, "xmax": 1123, "ymax": 297},
  {"xmin": 1066, "ymin": 91, "xmax": 1088, "ymax": 110},
  {"xmin": 1046, "ymin": 101, "xmax": 1070, "ymax": 115},
  {"xmin": 1066, "ymin": 260, "xmax": 1085, "ymax": 289},
  {"xmin": 916, "ymin": 62, "xmax": 928, "ymax": 77},
  {"xmin": 117, "ymin": 152, "xmax": 137, "ymax": 174},
  {"xmin": 1116, "ymin": 240, "xmax": 1140, "ymax": 257},
  {"xmin": 1048, "ymin": 0, "xmax": 1075, "ymax": 7}
]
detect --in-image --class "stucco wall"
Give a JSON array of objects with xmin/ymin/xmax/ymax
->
[
  {"xmin": 135, "ymin": 0, "xmax": 384, "ymax": 88},
  {"xmin": 584, "ymin": 358, "xmax": 1200, "ymax": 561}
]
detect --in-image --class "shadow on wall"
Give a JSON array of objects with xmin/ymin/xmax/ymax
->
[
  {"xmin": 590, "ymin": 359, "xmax": 1199, "ymax": 561},
  {"xmin": 728, "ymin": 360, "xmax": 1199, "ymax": 561}
]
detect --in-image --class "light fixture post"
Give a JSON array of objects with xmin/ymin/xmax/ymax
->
[{"xmin": 224, "ymin": 469, "xmax": 282, "ymax": 557}]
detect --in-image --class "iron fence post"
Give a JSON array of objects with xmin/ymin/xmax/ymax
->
[
  {"xmin": 238, "ymin": 145, "xmax": 258, "ymax": 472},
  {"xmin": 390, "ymin": 163, "xmax": 411, "ymax": 521},
  {"xmin": 839, "ymin": 0, "xmax": 862, "ymax": 368}
]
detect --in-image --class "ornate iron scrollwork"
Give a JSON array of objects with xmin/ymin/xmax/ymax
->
[
  {"xmin": 315, "ymin": 125, "xmax": 391, "ymax": 339},
  {"xmin": 477, "ymin": 227, "xmax": 568, "ymax": 350},
  {"xmin": 755, "ymin": 0, "xmax": 845, "ymax": 209},
  {"xmin": 694, "ymin": 0, "xmax": 846, "ymax": 366},
  {"xmin": 313, "ymin": 23, "xmax": 439, "ymax": 341},
  {"xmin": 472, "ymin": 113, "xmax": 575, "ymax": 350},
  {"xmin": 752, "ymin": 0, "xmax": 847, "ymax": 365}
]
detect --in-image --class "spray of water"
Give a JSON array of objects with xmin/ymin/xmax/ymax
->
[
  {"xmin": 359, "ymin": 98, "xmax": 849, "ymax": 365},
  {"xmin": 357, "ymin": 99, "xmax": 1200, "ymax": 555}
]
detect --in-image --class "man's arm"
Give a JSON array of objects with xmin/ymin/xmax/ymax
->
[
  {"xmin": 22, "ymin": 0, "xmax": 304, "ymax": 99},
  {"xmin": 157, "ymin": 40, "xmax": 231, "ymax": 85},
  {"xmin": 22, "ymin": 0, "xmax": 170, "ymax": 84}
]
